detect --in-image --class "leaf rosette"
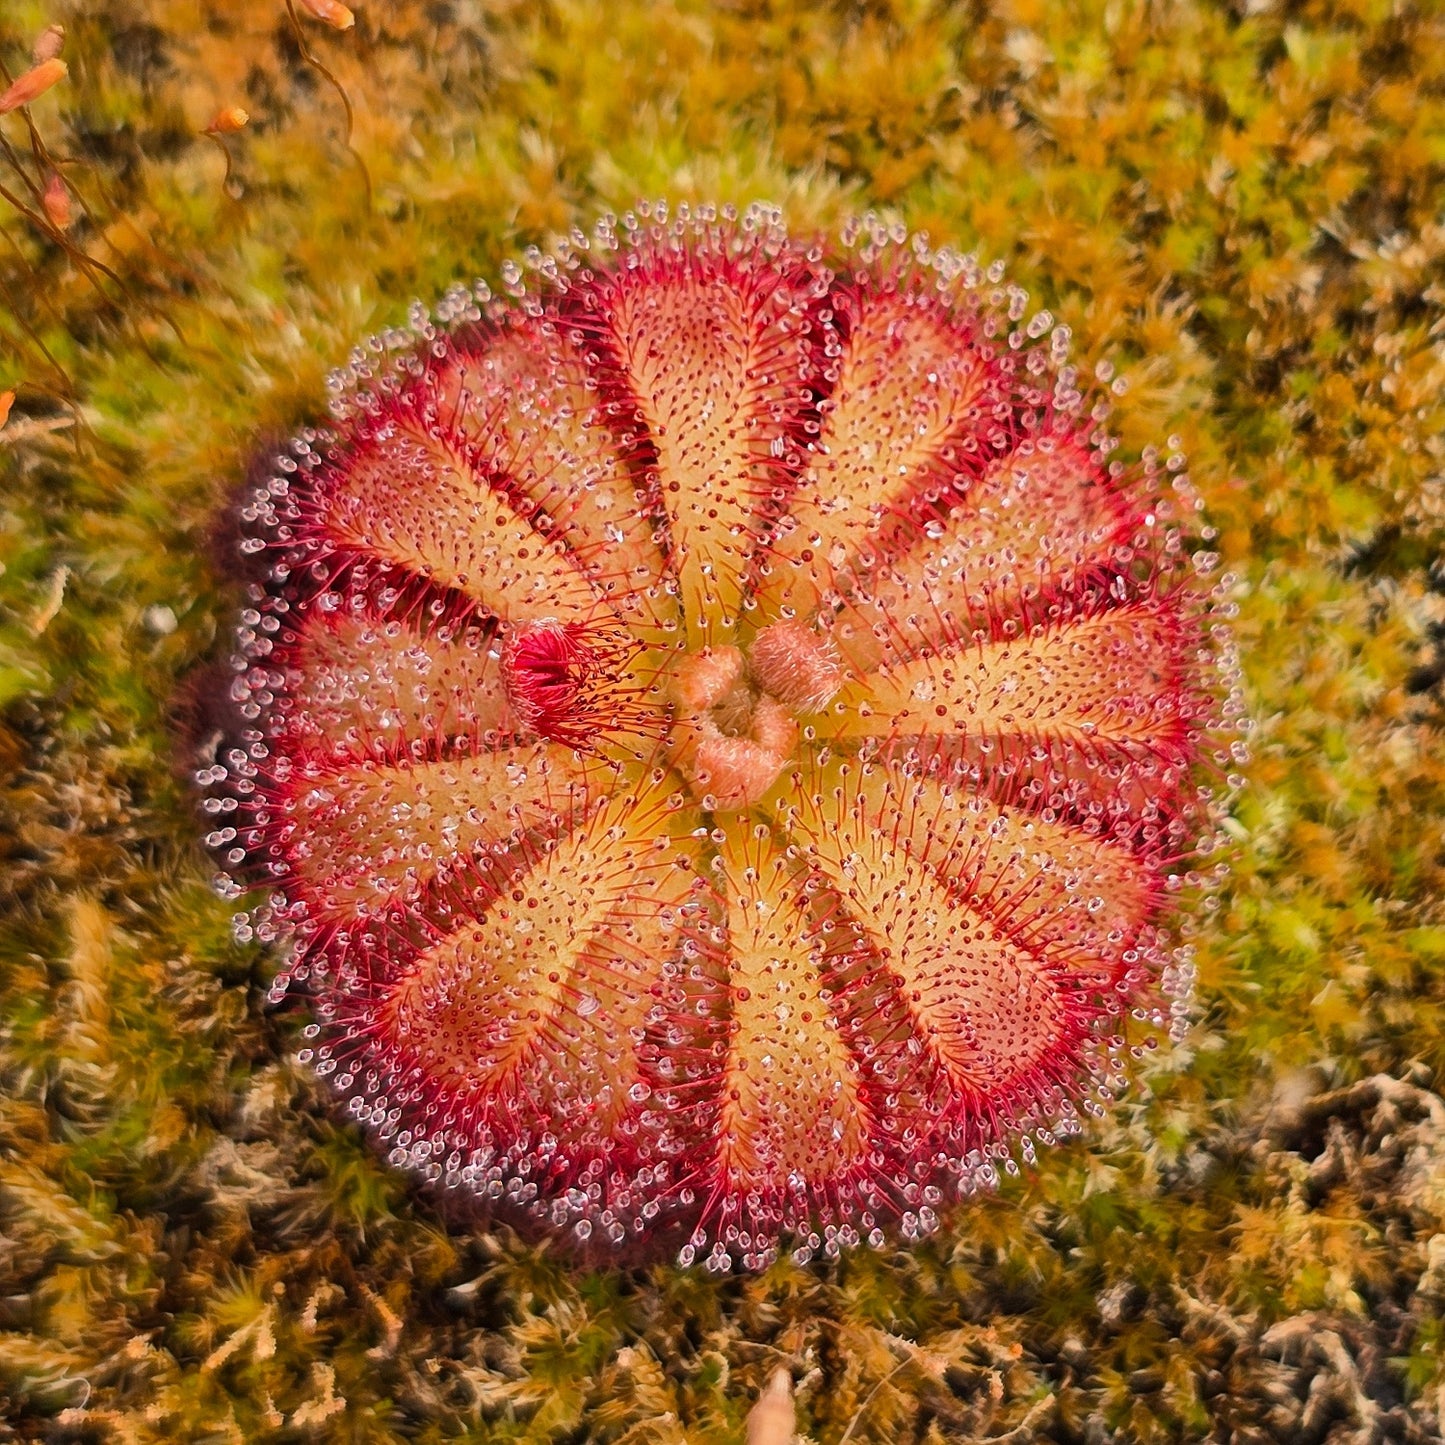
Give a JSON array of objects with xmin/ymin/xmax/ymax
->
[{"xmin": 206, "ymin": 202, "xmax": 1239, "ymax": 1271}]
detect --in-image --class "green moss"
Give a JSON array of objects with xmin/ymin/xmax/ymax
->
[{"xmin": 2, "ymin": 0, "xmax": 1444, "ymax": 1439}]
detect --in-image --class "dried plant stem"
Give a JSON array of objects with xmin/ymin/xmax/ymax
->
[
  {"xmin": 283, "ymin": 0, "xmax": 372, "ymax": 214},
  {"xmin": 836, "ymin": 1359, "xmax": 911, "ymax": 1445},
  {"xmin": 0, "ymin": 171, "xmax": 115, "ymax": 298},
  {"xmin": 0, "ymin": 244, "xmax": 76, "ymax": 398},
  {"xmin": 0, "ymin": 75, "xmax": 185, "ymax": 346},
  {"xmin": 203, "ymin": 130, "xmax": 239, "ymax": 202}
]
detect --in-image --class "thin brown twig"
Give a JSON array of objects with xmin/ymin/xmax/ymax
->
[
  {"xmin": 283, "ymin": 0, "xmax": 372, "ymax": 214},
  {"xmin": 204, "ymin": 130, "xmax": 239, "ymax": 202},
  {"xmin": 0, "ymin": 66, "xmax": 194, "ymax": 355},
  {"xmin": 69, "ymin": 144, "xmax": 214, "ymax": 316},
  {"xmin": 0, "ymin": 139, "xmax": 180, "ymax": 352},
  {"xmin": 0, "ymin": 219, "xmax": 76, "ymax": 337},
  {"xmin": 0, "ymin": 132, "xmax": 48, "ymax": 214},
  {"xmin": 836, "ymin": 1358, "xmax": 911, "ymax": 1445},
  {"xmin": 0, "ymin": 177, "xmax": 176, "ymax": 373},
  {"xmin": 0, "ymin": 48, "xmax": 73, "ymax": 189},
  {"xmin": 21, "ymin": 97, "xmax": 64, "ymax": 194},
  {"xmin": 0, "ymin": 63, "xmax": 187, "ymax": 345},
  {"xmin": 0, "ymin": 262, "xmax": 76, "ymax": 398}
]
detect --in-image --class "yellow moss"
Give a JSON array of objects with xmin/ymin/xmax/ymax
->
[{"xmin": 2, "ymin": 0, "xmax": 1444, "ymax": 1438}]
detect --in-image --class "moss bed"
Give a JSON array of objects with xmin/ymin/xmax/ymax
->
[{"xmin": 2, "ymin": 1, "xmax": 1444, "ymax": 1440}]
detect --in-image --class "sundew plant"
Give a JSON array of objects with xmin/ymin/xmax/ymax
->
[
  {"xmin": 2, "ymin": 4, "xmax": 1444, "ymax": 1443},
  {"xmin": 210, "ymin": 204, "xmax": 1239, "ymax": 1272}
]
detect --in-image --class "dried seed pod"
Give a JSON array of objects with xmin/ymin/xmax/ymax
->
[
  {"xmin": 206, "ymin": 106, "xmax": 249, "ymax": 134},
  {"xmin": 32, "ymin": 25, "xmax": 65, "ymax": 63},
  {"xmin": 0, "ymin": 58, "xmax": 67, "ymax": 114},
  {"xmin": 298, "ymin": 0, "xmax": 356, "ymax": 30},
  {"xmin": 41, "ymin": 172, "xmax": 70, "ymax": 230},
  {"xmin": 203, "ymin": 204, "xmax": 1239, "ymax": 1270}
]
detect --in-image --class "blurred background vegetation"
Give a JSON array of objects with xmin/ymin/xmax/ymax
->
[{"xmin": 1, "ymin": 0, "xmax": 1444, "ymax": 1439}]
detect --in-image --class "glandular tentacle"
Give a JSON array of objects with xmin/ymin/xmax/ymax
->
[
  {"xmin": 829, "ymin": 597, "xmax": 1202, "ymax": 768},
  {"xmin": 757, "ymin": 281, "xmax": 1005, "ymax": 626},
  {"xmin": 310, "ymin": 400, "xmax": 605, "ymax": 624},
  {"xmin": 574, "ymin": 229, "xmax": 828, "ymax": 647},
  {"xmin": 690, "ymin": 826, "xmax": 882, "ymax": 1262},
  {"xmin": 434, "ymin": 321, "xmax": 679, "ymax": 634},
  {"xmin": 267, "ymin": 741, "xmax": 612, "ymax": 921},
  {"xmin": 781, "ymin": 761, "xmax": 1090, "ymax": 1104},
  {"xmin": 823, "ymin": 433, "xmax": 1155, "ymax": 677},
  {"xmin": 276, "ymin": 603, "xmax": 515, "ymax": 768}
]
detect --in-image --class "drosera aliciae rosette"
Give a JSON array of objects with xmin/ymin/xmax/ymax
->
[{"xmin": 198, "ymin": 200, "xmax": 1246, "ymax": 1272}]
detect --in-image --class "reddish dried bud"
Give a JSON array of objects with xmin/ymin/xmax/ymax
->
[
  {"xmin": 205, "ymin": 205, "xmax": 1236, "ymax": 1270},
  {"xmin": 32, "ymin": 25, "xmax": 65, "ymax": 63},
  {"xmin": 0, "ymin": 58, "xmax": 67, "ymax": 114},
  {"xmin": 298, "ymin": 0, "xmax": 355, "ymax": 30},
  {"xmin": 0, "ymin": 390, "xmax": 14, "ymax": 429},
  {"xmin": 205, "ymin": 105, "xmax": 249, "ymax": 134},
  {"xmin": 41, "ymin": 172, "xmax": 70, "ymax": 230}
]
